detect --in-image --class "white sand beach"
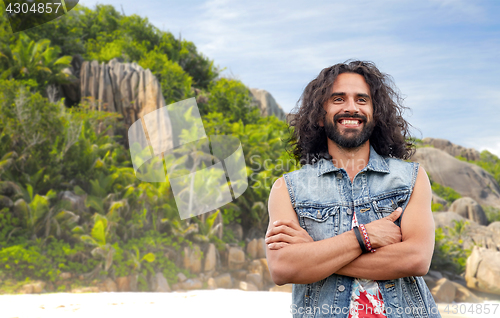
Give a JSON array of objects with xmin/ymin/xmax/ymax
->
[{"xmin": 1, "ymin": 290, "xmax": 499, "ymax": 318}]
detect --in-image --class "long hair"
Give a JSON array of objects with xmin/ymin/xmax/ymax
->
[{"xmin": 287, "ymin": 60, "xmax": 415, "ymax": 165}]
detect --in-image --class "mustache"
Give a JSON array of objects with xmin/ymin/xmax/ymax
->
[{"xmin": 332, "ymin": 113, "xmax": 367, "ymax": 123}]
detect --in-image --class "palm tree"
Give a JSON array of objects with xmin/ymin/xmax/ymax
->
[
  {"xmin": 12, "ymin": 184, "xmax": 79, "ymax": 241},
  {"xmin": 78, "ymin": 213, "xmax": 116, "ymax": 271},
  {"xmin": 0, "ymin": 33, "xmax": 73, "ymax": 95}
]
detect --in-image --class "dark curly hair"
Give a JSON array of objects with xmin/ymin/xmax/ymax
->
[{"xmin": 288, "ymin": 60, "xmax": 415, "ymax": 165}]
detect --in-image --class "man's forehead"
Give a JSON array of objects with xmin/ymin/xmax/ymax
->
[{"xmin": 331, "ymin": 73, "xmax": 371, "ymax": 96}]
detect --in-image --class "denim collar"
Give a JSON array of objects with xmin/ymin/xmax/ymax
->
[{"xmin": 316, "ymin": 145, "xmax": 390, "ymax": 176}]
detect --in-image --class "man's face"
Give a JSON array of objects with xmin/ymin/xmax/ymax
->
[{"xmin": 321, "ymin": 72, "xmax": 375, "ymax": 149}]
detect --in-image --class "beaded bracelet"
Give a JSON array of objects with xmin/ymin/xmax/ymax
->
[
  {"xmin": 359, "ymin": 224, "xmax": 376, "ymax": 253},
  {"xmin": 353, "ymin": 226, "xmax": 368, "ymax": 253}
]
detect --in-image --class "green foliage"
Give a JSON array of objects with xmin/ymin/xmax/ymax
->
[
  {"xmin": 0, "ymin": 239, "xmax": 100, "ymax": 283},
  {"xmin": 408, "ymin": 137, "xmax": 423, "ymax": 148},
  {"xmin": 0, "ymin": 2, "xmax": 298, "ymax": 289},
  {"xmin": 0, "ymin": 2, "xmax": 13, "ymax": 47},
  {"xmin": 221, "ymin": 227, "xmax": 239, "ymax": 245},
  {"xmin": 432, "ymin": 228, "xmax": 463, "ymax": 274},
  {"xmin": 110, "ymin": 231, "xmax": 189, "ymax": 284},
  {"xmin": 0, "ymin": 33, "xmax": 72, "ymax": 94},
  {"xmin": 86, "ymin": 37, "xmax": 148, "ymax": 63},
  {"xmin": 204, "ymin": 78, "xmax": 261, "ymax": 125},
  {"xmin": 0, "ymin": 244, "xmax": 54, "ymax": 280},
  {"xmin": 22, "ymin": 5, "xmax": 88, "ymax": 56},
  {"xmin": 44, "ymin": 240, "xmax": 99, "ymax": 274},
  {"xmin": 431, "ymin": 221, "xmax": 473, "ymax": 275},
  {"xmin": 22, "ymin": 193, "xmax": 49, "ymax": 237},
  {"xmin": 0, "ymin": 80, "xmax": 65, "ymax": 164},
  {"xmin": 129, "ymin": 245, "xmax": 155, "ymax": 272},
  {"xmin": 483, "ymin": 205, "xmax": 500, "ymax": 223},
  {"xmin": 0, "ymin": 279, "xmax": 30, "ymax": 294},
  {"xmin": 478, "ymin": 150, "xmax": 500, "ymax": 185},
  {"xmin": 138, "ymin": 49, "xmax": 193, "ymax": 104},
  {"xmin": 431, "ymin": 202, "xmax": 444, "ymax": 212},
  {"xmin": 20, "ymin": 4, "xmax": 218, "ymax": 90},
  {"xmin": 220, "ymin": 206, "xmax": 241, "ymax": 225},
  {"xmin": 457, "ymin": 150, "xmax": 500, "ymax": 186},
  {"xmin": 201, "ymin": 112, "xmax": 296, "ymax": 231},
  {"xmin": 0, "ymin": 206, "xmax": 20, "ymax": 239},
  {"xmin": 448, "ymin": 219, "xmax": 469, "ymax": 241},
  {"xmin": 431, "ymin": 182, "xmax": 461, "ymax": 203},
  {"xmin": 178, "ymin": 41, "xmax": 219, "ymax": 89},
  {"xmin": 0, "ymin": 80, "xmax": 122, "ymax": 194},
  {"xmin": 191, "ymin": 210, "xmax": 222, "ymax": 243}
]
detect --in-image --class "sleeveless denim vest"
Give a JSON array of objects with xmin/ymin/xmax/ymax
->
[{"xmin": 283, "ymin": 146, "xmax": 440, "ymax": 318}]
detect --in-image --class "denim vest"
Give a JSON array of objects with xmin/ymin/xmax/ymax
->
[{"xmin": 284, "ymin": 147, "xmax": 440, "ymax": 318}]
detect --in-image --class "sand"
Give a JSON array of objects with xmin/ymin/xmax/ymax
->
[{"xmin": 1, "ymin": 290, "xmax": 499, "ymax": 318}]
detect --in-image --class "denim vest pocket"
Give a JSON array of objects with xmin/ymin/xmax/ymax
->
[
  {"xmin": 372, "ymin": 189, "xmax": 410, "ymax": 220},
  {"xmin": 297, "ymin": 205, "xmax": 339, "ymax": 241},
  {"xmin": 401, "ymin": 276, "xmax": 432, "ymax": 318}
]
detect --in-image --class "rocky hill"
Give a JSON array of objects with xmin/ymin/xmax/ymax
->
[
  {"xmin": 411, "ymin": 147, "xmax": 500, "ymax": 208},
  {"xmin": 410, "ymin": 140, "xmax": 500, "ymax": 299},
  {"xmin": 249, "ymin": 88, "xmax": 287, "ymax": 121},
  {"xmin": 57, "ymin": 57, "xmax": 286, "ymax": 129},
  {"xmin": 421, "ymin": 137, "xmax": 481, "ymax": 161}
]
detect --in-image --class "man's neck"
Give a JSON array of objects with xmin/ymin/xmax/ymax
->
[{"xmin": 327, "ymin": 140, "xmax": 371, "ymax": 182}]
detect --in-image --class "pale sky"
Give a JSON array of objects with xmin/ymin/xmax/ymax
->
[{"xmin": 79, "ymin": 0, "xmax": 500, "ymax": 156}]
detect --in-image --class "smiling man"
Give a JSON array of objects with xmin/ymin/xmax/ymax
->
[{"xmin": 265, "ymin": 61, "xmax": 440, "ymax": 318}]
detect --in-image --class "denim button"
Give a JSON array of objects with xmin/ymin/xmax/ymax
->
[
  {"xmin": 316, "ymin": 211, "xmax": 321, "ymax": 219},
  {"xmin": 336, "ymin": 173, "xmax": 342, "ymax": 179},
  {"xmin": 391, "ymin": 200, "xmax": 398, "ymax": 210},
  {"xmin": 338, "ymin": 285, "xmax": 345, "ymax": 292},
  {"xmin": 346, "ymin": 208, "xmax": 352, "ymax": 215}
]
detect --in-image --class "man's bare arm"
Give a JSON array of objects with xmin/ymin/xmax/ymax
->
[
  {"xmin": 266, "ymin": 177, "xmax": 402, "ymax": 285},
  {"xmin": 335, "ymin": 167, "xmax": 435, "ymax": 280}
]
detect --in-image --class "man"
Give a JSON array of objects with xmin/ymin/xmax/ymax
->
[{"xmin": 266, "ymin": 61, "xmax": 440, "ymax": 318}]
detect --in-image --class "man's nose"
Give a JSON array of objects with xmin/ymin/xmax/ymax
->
[{"xmin": 344, "ymin": 98, "xmax": 359, "ymax": 113}]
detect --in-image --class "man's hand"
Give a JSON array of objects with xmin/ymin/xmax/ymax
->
[
  {"xmin": 265, "ymin": 219, "xmax": 313, "ymax": 250},
  {"xmin": 364, "ymin": 207, "xmax": 403, "ymax": 249}
]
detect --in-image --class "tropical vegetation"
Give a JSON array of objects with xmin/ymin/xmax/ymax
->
[
  {"xmin": 0, "ymin": 3, "xmax": 297, "ymax": 292},
  {"xmin": 0, "ymin": 2, "xmax": 492, "ymax": 292}
]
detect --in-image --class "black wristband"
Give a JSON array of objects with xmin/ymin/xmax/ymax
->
[{"xmin": 353, "ymin": 226, "xmax": 368, "ymax": 253}]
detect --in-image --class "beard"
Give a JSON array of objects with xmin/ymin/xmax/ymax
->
[{"xmin": 324, "ymin": 113, "xmax": 375, "ymax": 149}]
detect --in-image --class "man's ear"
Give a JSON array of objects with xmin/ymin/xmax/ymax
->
[{"xmin": 318, "ymin": 118, "xmax": 324, "ymax": 127}]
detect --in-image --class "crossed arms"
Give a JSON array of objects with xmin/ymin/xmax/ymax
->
[{"xmin": 265, "ymin": 167, "xmax": 435, "ymax": 285}]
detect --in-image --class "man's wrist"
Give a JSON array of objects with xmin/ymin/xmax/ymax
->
[
  {"xmin": 353, "ymin": 226, "xmax": 368, "ymax": 253},
  {"xmin": 359, "ymin": 224, "xmax": 376, "ymax": 253}
]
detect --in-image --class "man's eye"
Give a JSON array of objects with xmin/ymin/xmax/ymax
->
[
  {"xmin": 358, "ymin": 98, "xmax": 367, "ymax": 103},
  {"xmin": 333, "ymin": 98, "xmax": 343, "ymax": 102}
]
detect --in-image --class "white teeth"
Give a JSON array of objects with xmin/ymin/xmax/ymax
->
[{"xmin": 341, "ymin": 120, "xmax": 360, "ymax": 125}]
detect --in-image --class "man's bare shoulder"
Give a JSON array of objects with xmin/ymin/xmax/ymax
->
[
  {"xmin": 412, "ymin": 165, "xmax": 432, "ymax": 198},
  {"xmin": 401, "ymin": 165, "xmax": 433, "ymax": 236},
  {"xmin": 267, "ymin": 177, "xmax": 298, "ymax": 227},
  {"xmin": 269, "ymin": 177, "xmax": 291, "ymax": 210}
]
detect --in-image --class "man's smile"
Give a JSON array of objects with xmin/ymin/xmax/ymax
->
[{"xmin": 338, "ymin": 118, "xmax": 364, "ymax": 128}]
